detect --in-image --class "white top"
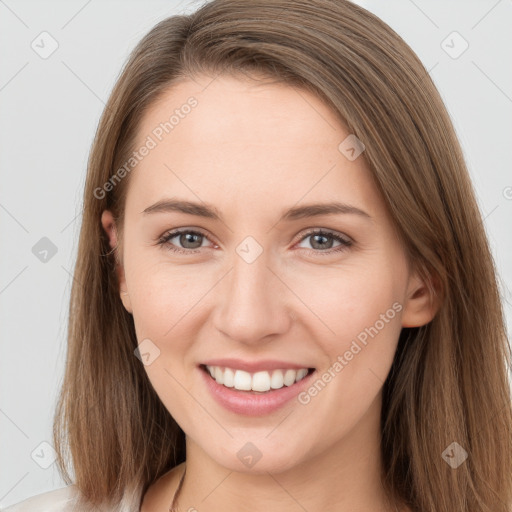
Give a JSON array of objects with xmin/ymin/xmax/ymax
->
[
  {"xmin": 1, "ymin": 485, "xmax": 143, "ymax": 512},
  {"xmin": 1, "ymin": 486, "xmax": 78, "ymax": 511}
]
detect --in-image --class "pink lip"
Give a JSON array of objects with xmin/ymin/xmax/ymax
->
[
  {"xmin": 200, "ymin": 358, "xmax": 314, "ymax": 373},
  {"xmin": 199, "ymin": 365, "xmax": 316, "ymax": 416}
]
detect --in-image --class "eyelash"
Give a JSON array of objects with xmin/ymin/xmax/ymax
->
[{"xmin": 156, "ymin": 228, "xmax": 353, "ymax": 256}]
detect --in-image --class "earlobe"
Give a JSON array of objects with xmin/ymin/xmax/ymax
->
[
  {"xmin": 101, "ymin": 210, "xmax": 133, "ymax": 315},
  {"xmin": 120, "ymin": 289, "xmax": 133, "ymax": 315},
  {"xmin": 401, "ymin": 272, "xmax": 441, "ymax": 328}
]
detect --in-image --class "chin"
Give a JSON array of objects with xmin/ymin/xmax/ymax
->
[{"xmin": 205, "ymin": 438, "xmax": 310, "ymax": 475}]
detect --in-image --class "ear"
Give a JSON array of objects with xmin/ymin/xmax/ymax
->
[
  {"xmin": 101, "ymin": 210, "xmax": 133, "ymax": 314},
  {"xmin": 401, "ymin": 269, "xmax": 441, "ymax": 328}
]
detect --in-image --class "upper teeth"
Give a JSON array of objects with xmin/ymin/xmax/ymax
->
[{"xmin": 205, "ymin": 365, "xmax": 310, "ymax": 392}]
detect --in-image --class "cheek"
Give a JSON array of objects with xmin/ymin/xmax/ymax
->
[
  {"xmin": 291, "ymin": 262, "xmax": 402, "ymax": 341},
  {"xmin": 126, "ymin": 257, "xmax": 206, "ymax": 340},
  {"xmin": 126, "ymin": 260, "xmax": 204, "ymax": 416},
  {"xmin": 290, "ymin": 264, "xmax": 404, "ymax": 407}
]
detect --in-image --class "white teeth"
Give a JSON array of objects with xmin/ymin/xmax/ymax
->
[
  {"xmin": 283, "ymin": 369, "xmax": 296, "ymax": 386},
  {"xmin": 223, "ymin": 367, "xmax": 235, "ymax": 387},
  {"xmin": 252, "ymin": 371, "xmax": 271, "ymax": 392},
  {"xmin": 270, "ymin": 369, "xmax": 284, "ymax": 389},
  {"xmin": 296, "ymin": 368, "xmax": 308, "ymax": 381},
  {"xmin": 214, "ymin": 366, "xmax": 224, "ymax": 385},
  {"xmin": 233, "ymin": 370, "xmax": 252, "ymax": 390},
  {"xmin": 205, "ymin": 365, "xmax": 311, "ymax": 392}
]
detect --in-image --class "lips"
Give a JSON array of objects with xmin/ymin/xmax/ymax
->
[{"xmin": 198, "ymin": 359, "xmax": 317, "ymax": 415}]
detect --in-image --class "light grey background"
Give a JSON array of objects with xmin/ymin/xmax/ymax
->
[{"xmin": 1, "ymin": 0, "xmax": 511, "ymax": 507}]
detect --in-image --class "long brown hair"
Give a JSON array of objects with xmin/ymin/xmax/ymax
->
[{"xmin": 53, "ymin": 1, "xmax": 512, "ymax": 510}]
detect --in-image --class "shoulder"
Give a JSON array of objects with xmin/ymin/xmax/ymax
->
[{"xmin": 1, "ymin": 485, "xmax": 78, "ymax": 512}]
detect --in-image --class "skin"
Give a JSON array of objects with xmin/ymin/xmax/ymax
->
[{"xmin": 101, "ymin": 73, "xmax": 437, "ymax": 512}]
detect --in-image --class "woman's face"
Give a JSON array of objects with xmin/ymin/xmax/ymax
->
[{"xmin": 102, "ymin": 73, "xmax": 434, "ymax": 474}]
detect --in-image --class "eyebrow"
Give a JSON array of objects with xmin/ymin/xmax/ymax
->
[{"xmin": 142, "ymin": 198, "xmax": 372, "ymax": 222}]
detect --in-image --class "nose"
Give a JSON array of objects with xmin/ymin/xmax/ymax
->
[{"xmin": 212, "ymin": 250, "xmax": 293, "ymax": 346}]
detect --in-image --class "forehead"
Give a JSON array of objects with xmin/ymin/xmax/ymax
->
[
  {"xmin": 137, "ymin": 73, "xmax": 347, "ymax": 147},
  {"xmin": 126, "ymin": 74, "xmax": 383, "ymax": 219}
]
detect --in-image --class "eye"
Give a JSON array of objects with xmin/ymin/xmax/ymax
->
[
  {"xmin": 157, "ymin": 229, "xmax": 213, "ymax": 254},
  {"xmin": 157, "ymin": 228, "xmax": 352, "ymax": 256},
  {"xmin": 295, "ymin": 229, "xmax": 352, "ymax": 255}
]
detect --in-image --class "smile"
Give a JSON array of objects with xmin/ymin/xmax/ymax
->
[
  {"xmin": 203, "ymin": 364, "xmax": 313, "ymax": 393},
  {"xmin": 199, "ymin": 364, "xmax": 317, "ymax": 416}
]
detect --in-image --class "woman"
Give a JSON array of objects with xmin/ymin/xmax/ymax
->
[{"xmin": 5, "ymin": 0, "xmax": 512, "ymax": 511}]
